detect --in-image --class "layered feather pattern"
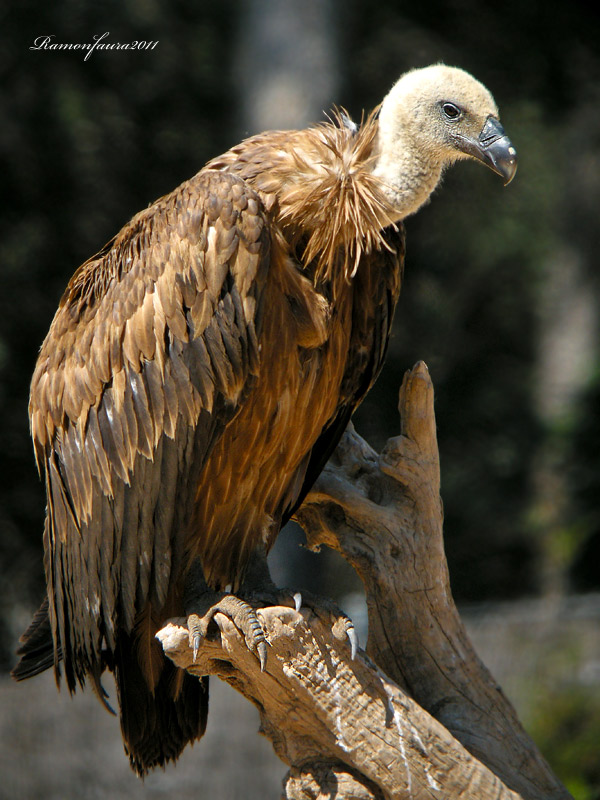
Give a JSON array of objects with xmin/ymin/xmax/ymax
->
[{"xmin": 16, "ymin": 114, "xmax": 405, "ymax": 774}]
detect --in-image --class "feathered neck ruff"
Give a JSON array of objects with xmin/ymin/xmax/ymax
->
[
  {"xmin": 276, "ymin": 110, "xmax": 398, "ymax": 284},
  {"xmin": 207, "ymin": 110, "xmax": 399, "ymax": 286}
]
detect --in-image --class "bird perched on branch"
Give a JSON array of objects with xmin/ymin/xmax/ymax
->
[{"xmin": 13, "ymin": 64, "xmax": 516, "ymax": 774}]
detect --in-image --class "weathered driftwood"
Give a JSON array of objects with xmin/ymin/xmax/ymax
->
[{"xmin": 158, "ymin": 362, "xmax": 571, "ymax": 800}]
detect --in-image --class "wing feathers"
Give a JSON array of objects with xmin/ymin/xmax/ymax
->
[
  {"xmin": 183, "ymin": 333, "xmax": 216, "ymax": 412},
  {"xmin": 169, "ymin": 338, "xmax": 203, "ymax": 422},
  {"xmin": 144, "ymin": 359, "xmax": 166, "ymax": 442},
  {"xmin": 97, "ymin": 396, "xmax": 127, "ymax": 483},
  {"xmin": 128, "ymin": 369, "xmax": 155, "ymax": 460},
  {"xmin": 119, "ymin": 469, "xmax": 142, "ymax": 634},
  {"xmin": 100, "ymin": 386, "xmax": 129, "ymax": 483},
  {"xmin": 203, "ymin": 317, "xmax": 235, "ymax": 393},
  {"xmin": 121, "ymin": 377, "xmax": 140, "ymax": 469},
  {"xmin": 161, "ymin": 365, "xmax": 179, "ymax": 440},
  {"xmin": 86, "ymin": 406, "xmax": 114, "ymax": 495},
  {"xmin": 60, "ymin": 425, "xmax": 87, "ymax": 520},
  {"xmin": 31, "ymin": 169, "xmax": 271, "ymax": 690},
  {"xmin": 100, "ymin": 487, "xmax": 117, "ymax": 651}
]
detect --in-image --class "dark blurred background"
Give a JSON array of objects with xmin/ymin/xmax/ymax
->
[{"xmin": 1, "ymin": 1, "xmax": 599, "ymax": 798}]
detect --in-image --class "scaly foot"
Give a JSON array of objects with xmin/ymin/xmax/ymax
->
[
  {"xmin": 184, "ymin": 553, "xmax": 358, "ymax": 672},
  {"xmin": 235, "ymin": 584, "xmax": 358, "ymax": 661},
  {"xmin": 187, "ymin": 592, "xmax": 268, "ymax": 670}
]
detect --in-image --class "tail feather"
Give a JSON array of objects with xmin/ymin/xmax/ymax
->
[
  {"xmin": 115, "ymin": 631, "xmax": 209, "ymax": 776},
  {"xmin": 11, "ymin": 597, "xmax": 58, "ymax": 681},
  {"xmin": 13, "ymin": 602, "xmax": 209, "ymax": 775}
]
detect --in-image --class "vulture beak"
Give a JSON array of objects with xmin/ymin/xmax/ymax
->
[{"xmin": 456, "ymin": 116, "xmax": 518, "ymax": 185}]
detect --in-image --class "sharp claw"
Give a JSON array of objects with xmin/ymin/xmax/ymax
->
[
  {"xmin": 293, "ymin": 592, "xmax": 302, "ymax": 613},
  {"xmin": 257, "ymin": 640, "xmax": 268, "ymax": 672},
  {"xmin": 193, "ymin": 634, "xmax": 201, "ymax": 662},
  {"xmin": 347, "ymin": 626, "xmax": 358, "ymax": 660}
]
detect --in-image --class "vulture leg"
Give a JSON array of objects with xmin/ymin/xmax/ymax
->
[
  {"xmin": 184, "ymin": 558, "xmax": 269, "ymax": 670},
  {"xmin": 185, "ymin": 549, "xmax": 358, "ymax": 669},
  {"xmin": 239, "ymin": 546, "xmax": 358, "ymax": 660},
  {"xmin": 238, "ymin": 545, "xmax": 303, "ymax": 611}
]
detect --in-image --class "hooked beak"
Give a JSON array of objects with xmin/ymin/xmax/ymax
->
[{"xmin": 455, "ymin": 116, "xmax": 517, "ymax": 185}]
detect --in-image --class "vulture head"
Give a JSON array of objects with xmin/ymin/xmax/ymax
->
[{"xmin": 373, "ymin": 64, "xmax": 517, "ymax": 220}]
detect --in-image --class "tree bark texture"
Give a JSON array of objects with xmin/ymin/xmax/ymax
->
[{"xmin": 158, "ymin": 362, "xmax": 571, "ymax": 800}]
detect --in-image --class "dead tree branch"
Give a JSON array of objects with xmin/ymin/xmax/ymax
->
[{"xmin": 158, "ymin": 362, "xmax": 571, "ymax": 800}]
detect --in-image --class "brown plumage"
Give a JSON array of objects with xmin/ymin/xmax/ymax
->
[{"xmin": 13, "ymin": 65, "xmax": 516, "ymax": 775}]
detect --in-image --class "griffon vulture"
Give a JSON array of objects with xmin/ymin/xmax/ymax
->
[{"xmin": 13, "ymin": 65, "xmax": 517, "ymax": 774}]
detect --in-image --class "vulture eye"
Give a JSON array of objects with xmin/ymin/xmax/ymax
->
[{"xmin": 441, "ymin": 102, "xmax": 462, "ymax": 121}]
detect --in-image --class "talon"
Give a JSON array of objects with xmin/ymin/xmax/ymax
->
[
  {"xmin": 193, "ymin": 633, "xmax": 201, "ymax": 662},
  {"xmin": 257, "ymin": 640, "xmax": 267, "ymax": 672},
  {"xmin": 293, "ymin": 592, "xmax": 302, "ymax": 612},
  {"xmin": 346, "ymin": 626, "xmax": 359, "ymax": 660}
]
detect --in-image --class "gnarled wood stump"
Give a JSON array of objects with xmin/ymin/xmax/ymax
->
[{"xmin": 158, "ymin": 362, "xmax": 571, "ymax": 800}]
